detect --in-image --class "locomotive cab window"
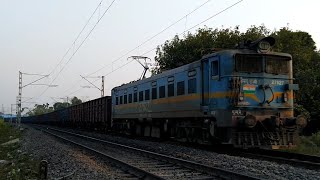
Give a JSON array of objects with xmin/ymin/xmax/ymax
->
[
  {"xmin": 266, "ymin": 56, "xmax": 290, "ymax": 74},
  {"xmin": 235, "ymin": 54, "xmax": 263, "ymax": 73},
  {"xmin": 115, "ymin": 97, "xmax": 119, "ymax": 105},
  {"xmin": 211, "ymin": 60, "xmax": 219, "ymax": 79},
  {"xmin": 120, "ymin": 96, "xmax": 123, "ymax": 104}
]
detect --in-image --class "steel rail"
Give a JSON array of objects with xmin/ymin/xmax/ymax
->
[
  {"xmin": 238, "ymin": 149, "xmax": 320, "ymax": 170},
  {"xmin": 37, "ymin": 127, "xmax": 165, "ymax": 180},
  {"xmin": 38, "ymin": 125, "xmax": 259, "ymax": 180}
]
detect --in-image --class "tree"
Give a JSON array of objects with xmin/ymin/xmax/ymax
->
[
  {"xmin": 53, "ymin": 102, "xmax": 70, "ymax": 111},
  {"xmin": 153, "ymin": 25, "xmax": 270, "ymax": 73},
  {"xmin": 27, "ymin": 103, "xmax": 54, "ymax": 116},
  {"xmin": 52, "ymin": 96, "xmax": 82, "ymax": 110},
  {"xmin": 71, "ymin": 96, "xmax": 82, "ymax": 106}
]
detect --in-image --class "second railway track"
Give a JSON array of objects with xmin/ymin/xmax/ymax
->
[
  {"xmin": 235, "ymin": 148, "xmax": 320, "ymax": 170},
  {"xmin": 33, "ymin": 125, "xmax": 258, "ymax": 180}
]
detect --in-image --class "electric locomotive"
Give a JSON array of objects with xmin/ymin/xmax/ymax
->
[{"xmin": 112, "ymin": 37, "xmax": 306, "ymax": 149}]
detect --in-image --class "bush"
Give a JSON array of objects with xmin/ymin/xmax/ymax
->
[{"xmin": 288, "ymin": 131, "xmax": 320, "ymax": 156}]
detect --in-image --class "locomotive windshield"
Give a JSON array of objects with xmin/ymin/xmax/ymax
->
[
  {"xmin": 235, "ymin": 54, "xmax": 290, "ymax": 74},
  {"xmin": 235, "ymin": 55, "xmax": 263, "ymax": 73},
  {"xmin": 265, "ymin": 56, "xmax": 290, "ymax": 74}
]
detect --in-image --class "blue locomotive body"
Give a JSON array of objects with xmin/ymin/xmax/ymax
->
[{"xmin": 112, "ymin": 37, "xmax": 305, "ymax": 149}]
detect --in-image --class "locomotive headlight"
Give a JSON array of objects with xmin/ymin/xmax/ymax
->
[
  {"xmin": 296, "ymin": 115, "xmax": 307, "ymax": 128},
  {"xmin": 250, "ymin": 36, "xmax": 275, "ymax": 53},
  {"xmin": 258, "ymin": 41, "xmax": 270, "ymax": 52},
  {"xmin": 283, "ymin": 92, "xmax": 288, "ymax": 102}
]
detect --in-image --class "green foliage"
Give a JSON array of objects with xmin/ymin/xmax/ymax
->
[
  {"xmin": 71, "ymin": 96, "xmax": 82, "ymax": 106},
  {"xmin": 286, "ymin": 132, "xmax": 320, "ymax": 156},
  {"xmin": 26, "ymin": 103, "xmax": 53, "ymax": 116},
  {"xmin": 53, "ymin": 102, "xmax": 70, "ymax": 111},
  {"xmin": 0, "ymin": 122, "xmax": 39, "ymax": 179},
  {"xmin": 26, "ymin": 96, "xmax": 83, "ymax": 114},
  {"xmin": 53, "ymin": 96, "xmax": 82, "ymax": 111},
  {"xmin": 154, "ymin": 25, "xmax": 270, "ymax": 72}
]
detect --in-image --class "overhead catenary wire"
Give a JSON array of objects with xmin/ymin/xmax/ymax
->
[
  {"xmin": 97, "ymin": 0, "xmax": 246, "ymax": 82},
  {"xmin": 62, "ymin": 0, "xmax": 213, "ymax": 96},
  {"xmin": 67, "ymin": 0, "xmax": 244, "ymax": 98},
  {"xmin": 48, "ymin": 0, "xmax": 105, "ymax": 76},
  {"xmin": 68, "ymin": 59, "xmax": 135, "ymax": 96},
  {"xmin": 23, "ymin": 0, "xmax": 117, "ymax": 103},
  {"xmin": 87, "ymin": 0, "xmax": 212, "ymax": 77},
  {"xmin": 29, "ymin": 0, "xmax": 244, "ymax": 104}
]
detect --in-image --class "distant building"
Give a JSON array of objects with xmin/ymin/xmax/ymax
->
[{"xmin": 0, "ymin": 113, "xmax": 16, "ymax": 119}]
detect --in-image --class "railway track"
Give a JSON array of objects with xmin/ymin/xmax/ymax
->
[
  {"xmin": 33, "ymin": 125, "xmax": 258, "ymax": 180},
  {"xmin": 236, "ymin": 149, "xmax": 320, "ymax": 170}
]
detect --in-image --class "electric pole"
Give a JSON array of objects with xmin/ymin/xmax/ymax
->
[
  {"xmin": 17, "ymin": 71, "xmax": 22, "ymax": 126},
  {"xmin": 16, "ymin": 71, "xmax": 56, "ymax": 127},
  {"xmin": 80, "ymin": 75, "xmax": 105, "ymax": 97},
  {"xmin": 101, "ymin": 76, "xmax": 104, "ymax": 97}
]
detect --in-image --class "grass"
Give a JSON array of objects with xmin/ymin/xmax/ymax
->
[
  {"xmin": 285, "ymin": 131, "xmax": 320, "ymax": 156},
  {"xmin": 0, "ymin": 119, "xmax": 39, "ymax": 179}
]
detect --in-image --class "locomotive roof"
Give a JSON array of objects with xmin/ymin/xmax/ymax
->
[{"xmin": 113, "ymin": 49, "xmax": 292, "ymax": 90}]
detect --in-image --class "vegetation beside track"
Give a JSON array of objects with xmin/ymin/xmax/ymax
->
[
  {"xmin": 0, "ymin": 119, "xmax": 39, "ymax": 179},
  {"xmin": 285, "ymin": 132, "xmax": 320, "ymax": 156}
]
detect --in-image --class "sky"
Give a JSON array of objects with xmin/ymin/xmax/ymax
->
[{"xmin": 0, "ymin": 0, "xmax": 319, "ymax": 114}]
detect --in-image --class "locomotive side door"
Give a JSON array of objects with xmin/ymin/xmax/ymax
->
[
  {"xmin": 201, "ymin": 56, "xmax": 220, "ymax": 112},
  {"xmin": 201, "ymin": 58, "xmax": 210, "ymax": 113}
]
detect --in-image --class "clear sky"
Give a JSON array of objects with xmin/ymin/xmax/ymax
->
[{"xmin": 0, "ymin": 0, "xmax": 319, "ymax": 113}]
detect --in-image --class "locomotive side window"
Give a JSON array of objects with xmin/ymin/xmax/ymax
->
[
  {"xmin": 139, "ymin": 91, "xmax": 144, "ymax": 101},
  {"xmin": 124, "ymin": 95, "xmax": 127, "ymax": 104},
  {"xmin": 177, "ymin": 81, "xmax": 185, "ymax": 95},
  {"xmin": 128, "ymin": 94, "xmax": 132, "ymax": 103},
  {"xmin": 168, "ymin": 84, "xmax": 174, "ymax": 97},
  {"xmin": 211, "ymin": 61, "xmax": 219, "ymax": 77},
  {"xmin": 159, "ymin": 86, "xmax": 165, "ymax": 98},
  {"xmin": 266, "ymin": 56, "xmax": 290, "ymax": 74},
  {"xmin": 235, "ymin": 55, "xmax": 263, "ymax": 73},
  {"xmin": 116, "ymin": 97, "xmax": 119, "ymax": 105},
  {"xmin": 134, "ymin": 92, "xmax": 138, "ymax": 102},
  {"xmin": 152, "ymin": 87, "xmax": 157, "ymax": 99},
  {"xmin": 120, "ymin": 96, "xmax": 123, "ymax": 104},
  {"xmin": 145, "ymin": 89, "xmax": 150, "ymax": 100},
  {"xmin": 188, "ymin": 78, "xmax": 197, "ymax": 94}
]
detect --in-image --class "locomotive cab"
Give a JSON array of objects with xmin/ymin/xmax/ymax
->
[{"xmin": 203, "ymin": 37, "xmax": 306, "ymax": 149}]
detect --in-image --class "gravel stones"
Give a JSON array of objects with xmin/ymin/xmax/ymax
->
[
  {"xmin": 20, "ymin": 126, "xmax": 123, "ymax": 179},
  {"xmin": 22, "ymin": 125, "xmax": 320, "ymax": 179},
  {"xmin": 67, "ymin": 129, "xmax": 320, "ymax": 180}
]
